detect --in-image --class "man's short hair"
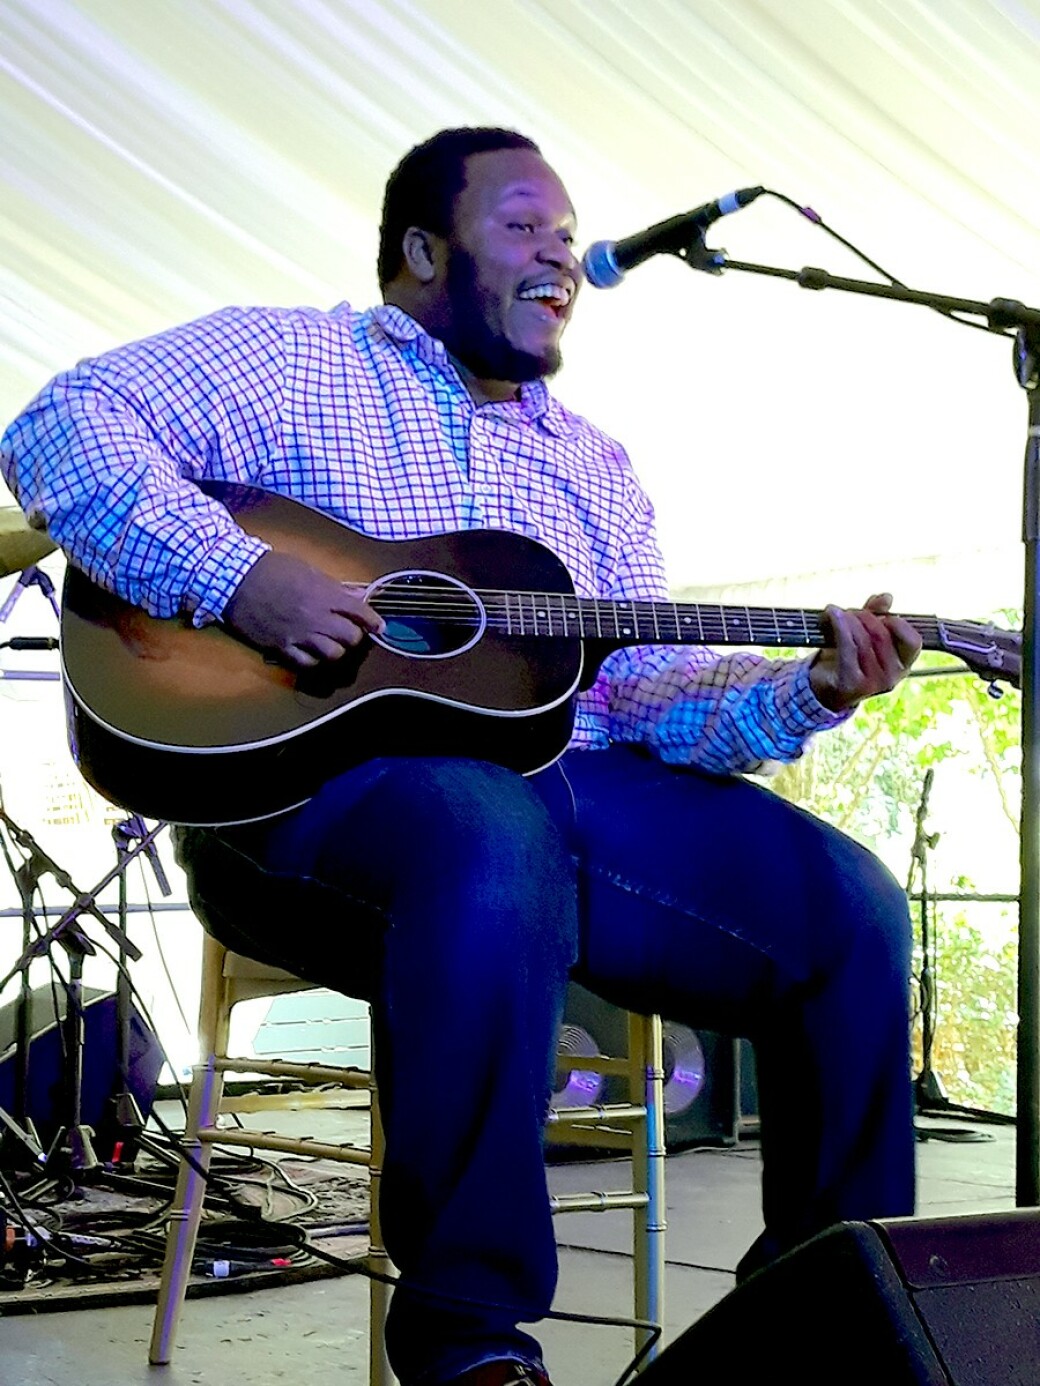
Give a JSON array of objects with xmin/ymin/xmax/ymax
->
[{"xmin": 377, "ymin": 127, "xmax": 541, "ymax": 288}]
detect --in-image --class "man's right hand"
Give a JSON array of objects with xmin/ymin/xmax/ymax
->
[{"xmin": 222, "ymin": 550, "xmax": 385, "ymax": 669}]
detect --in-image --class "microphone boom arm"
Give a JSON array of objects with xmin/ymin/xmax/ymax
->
[{"xmin": 696, "ymin": 255, "xmax": 1039, "ymax": 332}]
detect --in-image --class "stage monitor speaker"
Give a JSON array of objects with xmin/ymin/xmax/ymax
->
[
  {"xmin": 0, "ymin": 986, "xmax": 163, "ymax": 1155},
  {"xmin": 551, "ymin": 983, "xmax": 742, "ymax": 1149},
  {"xmin": 637, "ymin": 1209, "xmax": 1040, "ymax": 1386}
]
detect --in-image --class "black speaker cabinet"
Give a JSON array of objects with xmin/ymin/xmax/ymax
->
[
  {"xmin": 552, "ymin": 982, "xmax": 743, "ymax": 1149},
  {"xmin": 638, "ymin": 1209, "xmax": 1040, "ymax": 1386},
  {"xmin": 0, "ymin": 985, "xmax": 162, "ymax": 1154}
]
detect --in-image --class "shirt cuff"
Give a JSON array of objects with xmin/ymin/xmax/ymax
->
[
  {"xmin": 185, "ymin": 531, "xmax": 271, "ymax": 627},
  {"xmin": 775, "ymin": 656, "xmax": 851, "ymax": 735}
]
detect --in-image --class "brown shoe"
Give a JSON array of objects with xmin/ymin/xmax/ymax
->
[{"xmin": 451, "ymin": 1360, "xmax": 551, "ymax": 1386}]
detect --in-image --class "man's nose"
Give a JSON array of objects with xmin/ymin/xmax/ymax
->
[{"xmin": 537, "ymin": 232, "xmax": 580, "ymax": 275}]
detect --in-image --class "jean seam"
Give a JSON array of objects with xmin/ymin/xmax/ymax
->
[
  {"xmin": 582, "ymin": 859, "xmax": 777, "ymax": 962},
  {"xmin": 210, "ymin": 827, "xmax": 391, "ymax": 923}
]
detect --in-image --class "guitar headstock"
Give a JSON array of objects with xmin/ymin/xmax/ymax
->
[{"xmin": 937, "ymin": 619, "xmax": 1021, "ymax": 690}]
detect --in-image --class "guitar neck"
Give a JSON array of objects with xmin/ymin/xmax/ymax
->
[{"xmin": 489, "ymin": 593, "xmax": 946, "ymax": 654}]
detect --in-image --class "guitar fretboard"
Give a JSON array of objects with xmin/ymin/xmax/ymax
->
[{"xmin": 489, "ymin": 594, "xmax": 830, "ymax": 647}]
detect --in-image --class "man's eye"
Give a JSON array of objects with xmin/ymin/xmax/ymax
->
[{"xmin": 509, "ymin": 221, "xmax": 537, "ymax": 233}]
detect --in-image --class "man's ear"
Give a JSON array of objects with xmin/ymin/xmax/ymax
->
[{"xmin": 401, "ymin": 227, "xmax": 439, "ymax": 284}]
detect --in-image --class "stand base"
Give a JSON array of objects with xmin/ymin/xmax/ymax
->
[
  {"xmin": 914, "ymin": 1066, "xmax": 949, "ymax": 1109},
  {"xmin": 45, "ymin": 1123, "xmax": 99, "ymax": 1175},
  {"xmin": 915, "ymin": 1068, "xmax": 1016, "ymax": 1128},
  {"xmin": 0, "ymin": 1108, "xmax": 42, "ymax": 1170}
]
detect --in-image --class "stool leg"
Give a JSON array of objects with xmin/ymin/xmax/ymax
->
[
  {"xmin": 368, "ymin": 1039, "xmax": 396, "ymax": 1385},
  {"xmin": 631, "ymin": 1013, "xmax": 666, "ymax": 1366},
  {"xmin": 150, "ymin": 935, "xmax": 230, "ymax": 1365},
  {"xmin": 148, "ymin": 1058, "xmax": 226, "ymax": 1363}
]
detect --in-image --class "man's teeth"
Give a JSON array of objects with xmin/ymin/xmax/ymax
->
[{"xmin": 518, "ymin": 284, "xmax": 570, "ymax": 306}]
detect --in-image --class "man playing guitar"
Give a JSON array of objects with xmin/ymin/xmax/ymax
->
[{"xmin": 3, "ymin": 128, "xmax": 928, "ymax": 1386}]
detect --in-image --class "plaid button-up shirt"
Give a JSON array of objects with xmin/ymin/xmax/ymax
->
[{"xmin": 1, "ymin": 302, "xmax": 843, "ymax": 773}]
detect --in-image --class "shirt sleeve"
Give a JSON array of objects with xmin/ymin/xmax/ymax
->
[
  {"xmin": 0, "ymin": 307, "xmax": 286, "ymax": 624},
  {"xmin": 587, "ymin": 469, "xmax": 848, "ymax": 775}
]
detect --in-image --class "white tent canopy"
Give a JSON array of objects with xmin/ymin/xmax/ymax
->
[{"xmin": 4, "ymin": 0, "xmax": 1040, "ymax": 611}]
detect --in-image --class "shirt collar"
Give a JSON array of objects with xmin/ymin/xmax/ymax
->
[{"xmin": 365, "ymin": 303, "xmax": 574, "ymax": 438}]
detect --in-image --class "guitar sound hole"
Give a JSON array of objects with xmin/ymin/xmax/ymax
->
[{"xmin": 367, "ymin": 570, "xmax": 486, "ymax": 660}]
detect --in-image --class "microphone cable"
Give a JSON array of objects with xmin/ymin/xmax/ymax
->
[{"xmin": 760, "ymin": 188, "xmax": 1014, "ymax": 338}]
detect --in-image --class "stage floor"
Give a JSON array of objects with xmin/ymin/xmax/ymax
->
[{"xmin": 2, "ymin": 1111, "xmax": 1017, "ymax": 1386}]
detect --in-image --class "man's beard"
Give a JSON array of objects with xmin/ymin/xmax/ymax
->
[{"xmin": 442, "ymin": 248, "xmax": 562, "ymax": 384}]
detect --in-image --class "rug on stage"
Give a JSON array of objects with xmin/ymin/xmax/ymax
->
[{"xmin": 0, "ymin": 1151, "xmax": 371, "ymax": 1314}]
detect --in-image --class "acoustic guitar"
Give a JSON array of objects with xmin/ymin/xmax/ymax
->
[{"xmin": 60, "ymin": 483, "xmax": 1020, "ymax": 826}]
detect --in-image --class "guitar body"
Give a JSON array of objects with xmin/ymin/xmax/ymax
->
[{"xmin": 61, "ymin": 485, "xmax": 583, "ymax": 825}]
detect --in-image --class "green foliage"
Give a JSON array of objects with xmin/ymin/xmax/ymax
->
[{"xmin": 911, "ymin": 908, "xmax": 1018, "ymax": 1115}]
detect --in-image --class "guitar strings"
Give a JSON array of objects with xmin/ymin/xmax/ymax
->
[
  {"xmin": 363, "ymin": 589, "xmax": 960, "ymax": 641},
  {"xmin": 367, "ymin": 588, "xmax": 956, "ymax": 626},
  {"xmin": 366, "ymin": 592, "xmax": 953, "ymax": 624}
]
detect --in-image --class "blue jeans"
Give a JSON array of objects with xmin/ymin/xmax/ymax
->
[{"xmin": 176, "ymin": 745, "xmax": 914, "ymax": 1384}]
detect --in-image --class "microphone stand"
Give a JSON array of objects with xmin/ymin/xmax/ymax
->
[
  {"xmin": 0, "ymin": 808, "xmax": 145, "ymax": 977},
  {"xmin": 684, "ymin": 242, "xmax": 1040, "ymax": 1203},
  {"xmin": 108, "ymin": 815, "xmax": 170, "ymax": 1166},
  {"xmin": 0, "ymin": 809, "xmax": 149, "ymax": 1177},
  {"xmin": 905, "ymin": 769, "xmax": 945, "ymax": 1112},
  {"xmin": 902, "ymin": 770, "xmax": 1008, "ymax": 1129},
  {"xmin": 0, "ymin": 564, "xmax": 62, "ymax": 684},
  {"xmin": 0, "ymin": 805, "xmax": 96, "ymax": 1171},
  {"xmin": 0, "ymin": 819, "xmax": 53, "ymax": 1168},
  {"xmin": 0, "ymin": 564, "xmax": 61, "ymax": 626}
]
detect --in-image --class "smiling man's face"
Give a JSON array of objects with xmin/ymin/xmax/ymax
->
[{"xmin": 433, "ymin": 147, "xmax": 582, "ymax": 393}]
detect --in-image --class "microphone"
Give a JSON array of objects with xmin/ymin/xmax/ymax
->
[
  {"xmin": 582, "ymin": 186, "xmax": 765, "ymax": 289},
  {"xmin": 1, "ymin": 637, "xmax": 59, "ymax": 651}
]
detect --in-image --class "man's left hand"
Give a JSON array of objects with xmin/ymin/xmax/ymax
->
[{"xmin": 809, "ymin": 593, "xmax": 922, "ymax": 713}]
